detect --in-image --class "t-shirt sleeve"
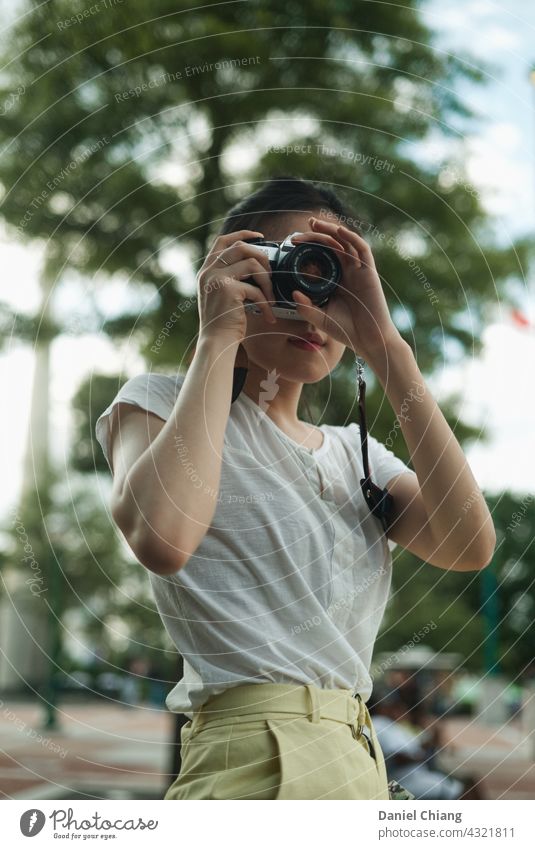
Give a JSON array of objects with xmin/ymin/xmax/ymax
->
[
  {"xmin": 95, "ymin": 372, "xmax": 186, "ymax": 473},
  {"xmin": 366, "ymin": 433, "xmax": 413, "ymax": 490}
]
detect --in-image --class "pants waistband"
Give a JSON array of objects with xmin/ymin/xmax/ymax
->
[{"xmin": 190, "ymin": 682, "xmax": 369, "ymax": 740}]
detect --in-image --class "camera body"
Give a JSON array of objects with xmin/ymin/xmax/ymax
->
[{"xmin": 244, "ymin": 232, "xmax": 341, "ymax": 321}]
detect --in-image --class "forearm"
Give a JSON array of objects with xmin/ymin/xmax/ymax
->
[
  {"xmin": 366, "ymin": 334, "xmax": 495, "ymax": 563},
  {"xmin": 124, "ymin": 333, "xmax": 238, "ymax": 566}
]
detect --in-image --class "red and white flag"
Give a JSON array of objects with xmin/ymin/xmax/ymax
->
[{"xmin": 510, "ymin": 308, "xmax": 533, "ymax": 330}]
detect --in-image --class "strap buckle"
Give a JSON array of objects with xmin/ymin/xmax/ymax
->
[
  {"xmin": 360, "ymin": 477, "xmax": 395, "ymax": 533},
  {"xmin": 351, "ymin": 692, "xmax": 365, "ymax": 740}
]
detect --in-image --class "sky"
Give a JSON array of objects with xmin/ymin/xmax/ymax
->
[{"xmin": 1, "ymin": 0, "xmax": 535, "ymax": 523}]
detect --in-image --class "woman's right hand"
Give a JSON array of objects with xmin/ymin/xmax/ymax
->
[{"xmin": 197, "ymin": 230, "xmax": 277, "ymax": 344}]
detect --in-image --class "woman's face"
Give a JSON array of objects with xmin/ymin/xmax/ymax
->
[{"xmin": 241, "ymin": 210, "xmax": 346, "ymax": 385}]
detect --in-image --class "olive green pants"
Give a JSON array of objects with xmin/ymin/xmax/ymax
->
[{"xmin": 165, "ymin": 682, "xmax": 389, "ymax": 800}]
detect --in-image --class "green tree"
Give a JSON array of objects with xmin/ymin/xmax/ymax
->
[
  {"xmin": 1, "ymin": 0, "xmax": 531, "ymax": 772},
  {"xmin": 477, "ymin": 492, "xmax": 534, "ymax": 677},
  {"xmin": 375, "ymin": 491, "xmax": 535, "ymax": 678},
  {"xmin": 0, "ymin": 473, "xmax": 176, "ymax": 679},
  {"xmin": 375, "ymin": 546, "xmax": 487, "ymax": 672},
  {"xmin": 0, "ymin": 0, "xmax": 530, "ymax": 397}
]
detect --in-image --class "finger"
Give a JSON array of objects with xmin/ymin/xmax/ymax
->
[
  {"xmin": 205, "ymin": 229, "xmax": 265, "ymax": 264},
  {"xmin": 203, "ymin": 273, "xmax": 276, "ymax": 326},
  {"xmin": 309, "ymin": 215, "xmax": 341, "ymax": 235},
  {"xmin": 306, "ymin": 217, "xmax": 369, "ymax": 268},
  {"xmin": 308, "ymin": 216, "xmax": 349, "ymax": 244},
  {"xmin": 308, "ymin": 217, "xmax": 362, "ymax": 264},
  {"xmin": 232, "ymin": 257, "xmax": 276, "ymax": 310},
  {"xmin": 334, "ymin": 224, "xmax": 376, "ymax": 268},
  {"xmin": 330, "ymin": 229, "xmax": 362, "ymax": 268},
  {"xmin": 239, "ymin": 281, "xmax": 277, "ymax": 325},
  {"xmin": 291, "ymin": 230, "xmax": 346, "ymax": 258},
  {"xmin": 290, "ymin": 290, "xmax": 327, "ymax": 331},
  {"xmin": 207, "ymin": 243, "xmax": 273, "ymax": 301},
  {"xmin": 292, "ymin": 229, "xmax": 357, "ymax": 273},
  {"xmin": 215, "ymin": 241, "xmax": 273, "ymax": 277},
  {"xmin": 207, "ymin": 259, "xmax": 276, "ymax": 323},
  {"xmin": 308, "ymin": 216, "xmax": 366, "ymax": 265},
  {"xmin": 204, "ymin": 256, "xmax": 271, "ymax": 293}
]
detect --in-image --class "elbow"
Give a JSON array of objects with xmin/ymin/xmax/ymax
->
[
  {"xmin": 130, "ymin": 528, "xmax": 191, "ymax": 575},
  {"xmin": 111, "ymin": 502, "xmax": 190, "ymax": 575},
  {"xmin": 472, "ymin": 543, "xmax": 497, "ymax": 572},
  {"xmin": 474, "ymin": 518, "xmax": 497, "ymax": 570},
  {"xmin": 430, "ymin": 512, "xmax": 497, "ymax": 571},
  {"xmin": 457, "ymin": 527, "xmax": 497, "ymax": 572}
]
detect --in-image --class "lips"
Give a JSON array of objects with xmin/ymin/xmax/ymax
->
[{"xmin": 288, "ymin": 334, "xmax": 326, "ymax": 351}]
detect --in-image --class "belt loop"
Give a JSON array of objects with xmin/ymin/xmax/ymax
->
[
  {"xmin": 346, "ymin": 696, "xmax": 355, "ymax": 726},
  {"xmin": 357, "ymin": 693, "xmax": 366, "ymax": 734},
  {"xmin": 306, "ymin": 683, "xmax": 321, "ymax": 724}
]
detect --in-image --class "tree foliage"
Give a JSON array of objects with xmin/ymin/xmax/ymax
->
[
  {"xmin": 0, "ymin": 0, "xmax": 529, "ymax": 394},
  {"xmin": 1, "ymin": 1, "xmax": 531, "ymax": 667},
  {"xmin": 376, "ymin": 492, "xmax": 535, "ymax": 676},
  {"xmin": 0, "ymin": 472, "xmax": 174, "ymax": 673}
]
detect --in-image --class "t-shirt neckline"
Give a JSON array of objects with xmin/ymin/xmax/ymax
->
[{"xmin": 236, "ymin": 390, "xmax": 331, "ymax": 458}]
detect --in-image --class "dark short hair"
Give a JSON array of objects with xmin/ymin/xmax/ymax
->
[{"xmin": 219, "ymin": 175, "xmax": 362, "ymax": 238}]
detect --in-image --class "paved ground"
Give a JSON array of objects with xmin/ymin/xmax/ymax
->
[
  {"xmin": 0, "ymin": 699, "xmax": 533, "ymax": 800},
  {"xmin": 0, "ymin": 699, "xmax": 174, "ymax": 800},
  {"xmin": 439, "ymin": 716, "xmax": 535, "ymax": 800}
]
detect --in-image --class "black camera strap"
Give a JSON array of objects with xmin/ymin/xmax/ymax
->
[
  {"xmin": 230, "ymin": 354, "xmax": 395, "ymax": 534},
  {"xmin": 355, "ymin": 357, "xmax": 395, "ymax": 534},
  {"xmin": 231, "ymin": 366, "xmax": 248, "ymax": 403}
]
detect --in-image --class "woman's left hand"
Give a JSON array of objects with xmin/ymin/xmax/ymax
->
[{"xmin": 291, "ymin": 217, "xmax": 401, "ymax": 359}]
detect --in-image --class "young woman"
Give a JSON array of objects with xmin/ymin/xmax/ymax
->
[{"xmin": 95, "ymin": 177, "xmax": 495, "ymax": 800}]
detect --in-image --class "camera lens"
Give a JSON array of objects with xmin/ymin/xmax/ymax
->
[
  {"xmin": 270, "ymin": 238, "xmax": 342, "ymax": 307},
  {"xmin": 295, "ymin": 252, "xmax": 333, "ymax": 287},
  {"xmin": 290, "ymin": 244, "xmax": 341, "ymax": 304}
]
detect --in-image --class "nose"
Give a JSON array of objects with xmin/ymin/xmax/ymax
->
[{"xmin": 305, "ymin": 320, "xmax": 325, "ymax": 338}]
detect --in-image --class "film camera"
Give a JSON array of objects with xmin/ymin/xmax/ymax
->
[{"xmin": 243, "ymin": 232, "xmax": 342, "ymax": 321}]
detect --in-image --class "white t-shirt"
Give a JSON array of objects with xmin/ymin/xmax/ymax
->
[{"xmin": 95, "ymin": 372, "xmax": 414, "ymax": 717}]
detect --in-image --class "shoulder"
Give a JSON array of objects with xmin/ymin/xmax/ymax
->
[
  {"xmin": 326, "ymin": 421, "xmax": 412, "ymax": 487},
  {"xmin": 95, "ymin": 371, "xmax": 186, "ymax": 470},
  {"xmin": 115, "ymin": 371, "xmax": 185, "ymax": 399},
  {"xmin": 103, "ymin": 371, "xmax": 185, "ymax": 416}
]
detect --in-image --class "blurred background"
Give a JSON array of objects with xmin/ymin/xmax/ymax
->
[{"xmin": 0, "ymin": 0, "xmax": 534, "ymax": 800}]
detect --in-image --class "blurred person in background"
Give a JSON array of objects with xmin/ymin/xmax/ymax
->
[{"xmin": 370, "ymin": 687, "xmax": 487, "ymax": 799}]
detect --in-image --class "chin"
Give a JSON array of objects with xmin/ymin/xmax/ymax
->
[
  {"xmin": 285, "ymin": 363, "xmax": 331, "ymax": 382},
  {"xmin": 258, "ymin": 357, "xmax": 331, "ymax": 384}
]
